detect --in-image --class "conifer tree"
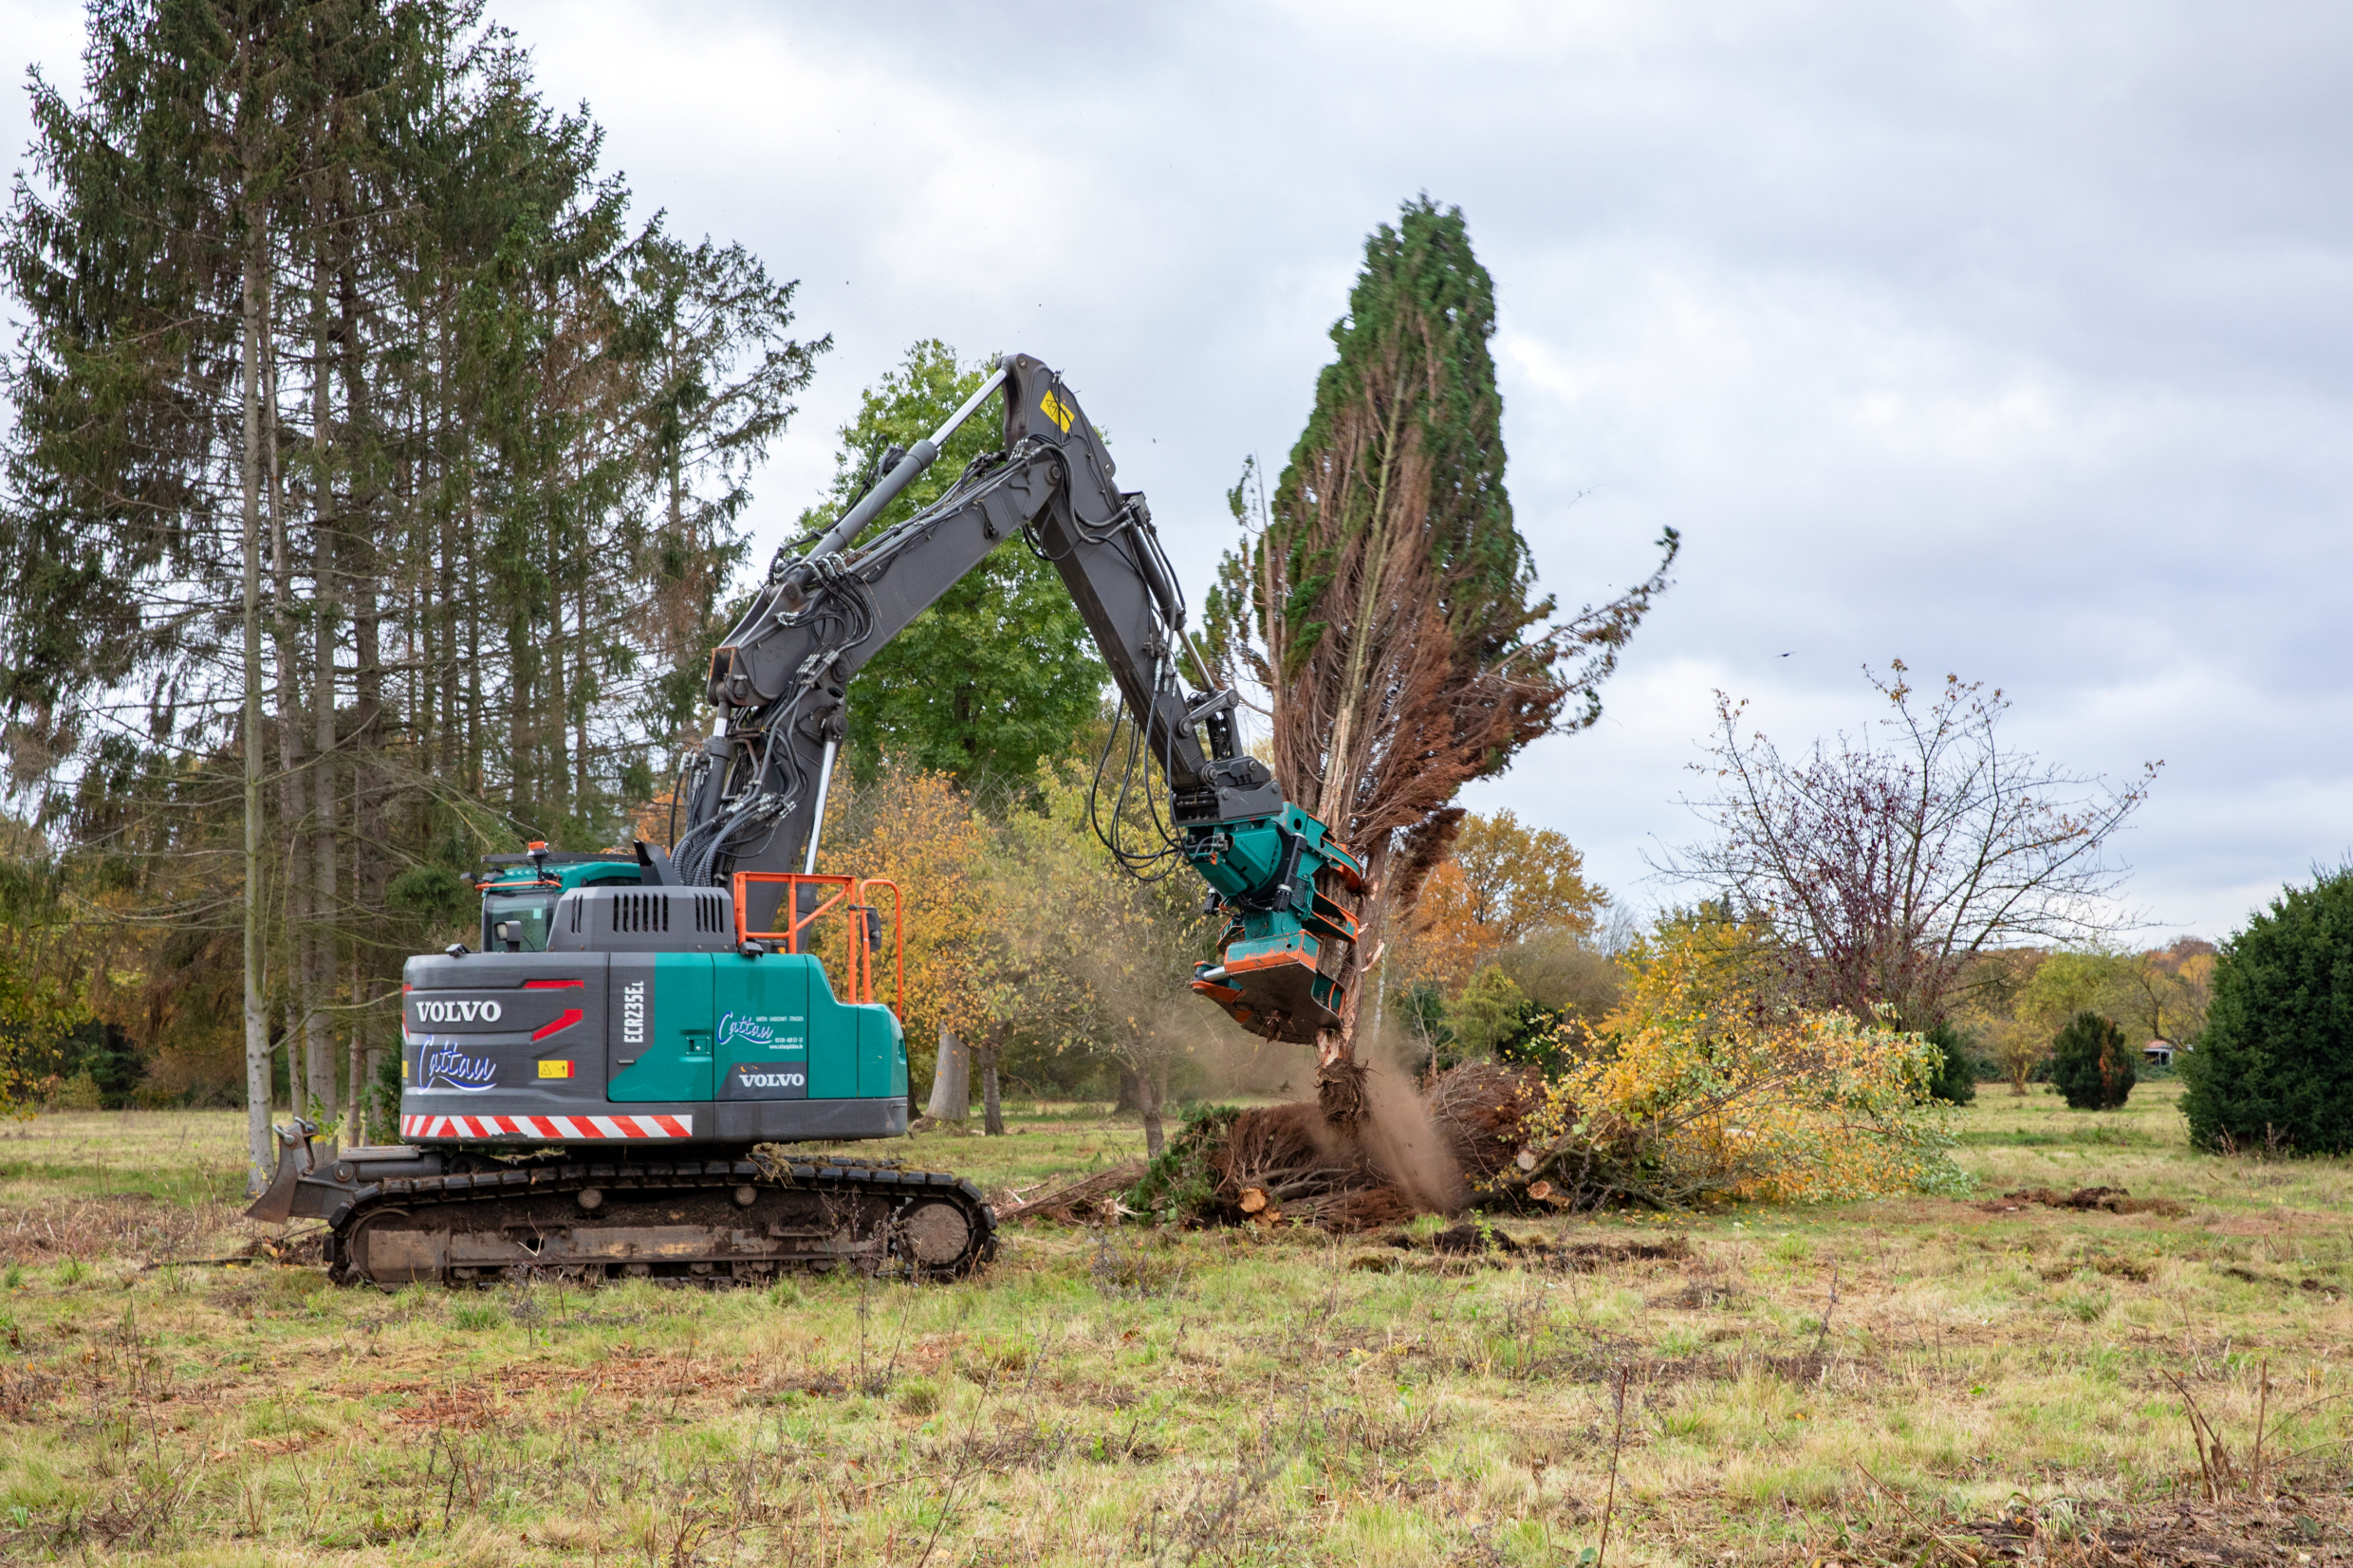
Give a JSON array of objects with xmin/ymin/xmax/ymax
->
[
  {"xmin": 1209, "ymin": 197, "xmax": 1676, "ymax": 1123},
  {"xmin": 2182, "ymin": 865, "xmax": 2353, "ymax": 1154},
  {"xmin": 1, "ymin": 0, "xmax": 823, "ymax": 1150}
]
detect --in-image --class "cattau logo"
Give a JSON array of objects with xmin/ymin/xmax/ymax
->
[
  {"xmin": 413, "ymin": 999, "xmax": 503, "ymax": 1024},
  {"xmin": 421, "ymin": 1042, "xmax": 497, "ymax": 1092},
  {"xmin": 716, "ymin": 1013, "xmax": 775, "ymax": 1053}
]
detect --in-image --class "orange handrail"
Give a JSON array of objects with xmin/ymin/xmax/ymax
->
[
  {"xmin": 856, "ymin": 877, "xmax": 905, "ymax": 1018},
  {"xmin": 731, "ymin": 871, "xmax": 903, "ymax": 1012}
]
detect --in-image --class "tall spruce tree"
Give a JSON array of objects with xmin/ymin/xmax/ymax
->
[
  {"xmin": 1, "ymin": 0, "xmax": 824, "ymax": 1159},
  {"xmin": 1208, "ymin": 197, "xmax": 1676, "ymax": 1124}
]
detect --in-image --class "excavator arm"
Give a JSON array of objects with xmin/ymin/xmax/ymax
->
[{"xmin": 663, "ymin": 353, "xmax": 1359, "ymax": 1043}]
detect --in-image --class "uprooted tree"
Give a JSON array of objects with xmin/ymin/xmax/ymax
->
[{"xmin": 1208, "ymin": 195, "xmax": 1676, "ymax": 1129}]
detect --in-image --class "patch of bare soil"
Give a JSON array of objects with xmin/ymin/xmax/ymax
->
[
  {"xmin": 1976, "ymin": 1186, "xmax": 2191, "ymax": 1217},
  {"xmin": 2217, "ymin": 1264, "xmax": 2345, "ymax": 1300},
  {"xmin": 1819, "ymin": 1484, "xmax": 2353, "ymax": 1565}
]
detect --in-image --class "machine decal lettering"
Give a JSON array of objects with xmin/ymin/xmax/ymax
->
[
  {"xmin": 721, "ymin": 1059, "xmax": 810, "ymax": 1099},
  {"xmin": 420, "ymin": 1042, "xmax": 498, "ymax": 1092},
  {"xmin": 412, "ymin": 999, "xmax": 503, "ymax": 1024},
  {"xmin": 716, "ymin": 1012, "xmax": 782, "ymax": 1054},
  {"xmin": 621, "ymin": 980, "xmax": 647, "ymax": 1045}
]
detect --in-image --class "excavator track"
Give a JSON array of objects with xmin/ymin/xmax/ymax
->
[{"xmin": 324, "ymin": 1155, "xmax": 996, "ymax": 1289}]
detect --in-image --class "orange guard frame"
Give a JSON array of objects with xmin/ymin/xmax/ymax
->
[{"xmin": 731, "ymin": 872, "xmax": 905, "ymax": 1019}]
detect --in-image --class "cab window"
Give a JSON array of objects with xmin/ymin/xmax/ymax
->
[{"xmin": 482, "ymin": 890, "xmax": 559, "ymax": 952}]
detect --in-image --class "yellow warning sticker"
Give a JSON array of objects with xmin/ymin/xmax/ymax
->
[
  {"xmin": 1040, "ymin": 390, "xmax": 1075, "ymax": 434},
  {"xmin": 538, "ymin": 1060, "xmax": 574, "ymax": 1079}
]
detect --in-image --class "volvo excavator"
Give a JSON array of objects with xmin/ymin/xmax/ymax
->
[{"xmin": 250, "ymin": 354, "xmax": 1364, "ymax": 1287}]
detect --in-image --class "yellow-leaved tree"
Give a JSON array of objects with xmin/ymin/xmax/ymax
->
[
  {"xmin": 820, "ymin": 766, "xmax": 992, "ymax": 1105},
  {"xmin": 1502, "ymin": 913, "xmax": 1964, "ymax": 1208}
]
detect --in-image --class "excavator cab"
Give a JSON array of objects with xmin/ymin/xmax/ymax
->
[{"xmin": 475, "ymin": 847, "xmax": 640, "ymax": 952}]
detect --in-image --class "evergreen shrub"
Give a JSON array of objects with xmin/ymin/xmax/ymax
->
[
  {"xmin": 2181, "ymin": 866, "xmax": 2353, "ymax": 1154},
  {"xmin": 2050, "ymin": 1010, "xmax": 2134, "ymax": 1110},
  {"xmin": 1922, "ymin": 1020, "xmax": 1977, "ymax": 1105}
]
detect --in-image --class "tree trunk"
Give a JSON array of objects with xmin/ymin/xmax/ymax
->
[
  {"xmin": 924, "ymin": 1027, "xmax": 970, "ymax": 1121},
  {"xmin": 266, "ymin": 288, "xmax": 308, "ymax": 1126},
  {"xmin": 1138, "ymin": 1061, "xmax": 1167, "ymax": 1160},
  {"xmin": 239, "ymin": 205, "xmax": 271, "ymax": 1192},
  {"xmin": 306, "ymin": 257, "xmax": 339, "ymax": 1117},
  {"xmin": 338, "ymin": 253, "xmax": 380, "ymax": 1142},
  {"xmin": 979, "ymin": 1036, "xmax": 1004, "ymax": 1135},
  {"xmin": 346, "ymin": 954, "xmax": 364, "ymax": 1140},
  {"xmin": 1114, "ymin": 1061, "xmax": 1141, "ymax": 1115}
]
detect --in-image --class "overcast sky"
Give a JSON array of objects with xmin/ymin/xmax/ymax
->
[{"xmin": 8, "ymin": 1, "xmax": 2348, "ymax": 940}]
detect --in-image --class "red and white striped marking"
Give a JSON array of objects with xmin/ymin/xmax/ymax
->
[{"xmin": 399, "ymin": 1113, "xmax": 693, "ymax": 1140}]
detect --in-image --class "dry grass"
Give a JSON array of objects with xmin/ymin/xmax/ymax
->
[{"xmin": 0, "ymin": 1080, "xmax": 2347, "ymax": 1564}]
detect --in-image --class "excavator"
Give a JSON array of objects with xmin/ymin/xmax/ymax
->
[{"xmin": 250, "ymin": 354, "xmax": 1364, "ymax": 1287}]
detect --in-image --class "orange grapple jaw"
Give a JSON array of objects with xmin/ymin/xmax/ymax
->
[{"xmin": 1192, "ymin": 949, "xmax": 1343, "ymax": 1045}]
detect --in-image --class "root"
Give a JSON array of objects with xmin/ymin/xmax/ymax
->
[{"xmin": 1316, "ymin": 1056, "xmax": 1369, "ymax": 1130}]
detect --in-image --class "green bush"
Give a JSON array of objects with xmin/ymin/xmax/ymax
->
[
  {"xmin": 2182, "ymin": 865, "xmax": 2353, "ymax": 1155},
  {"xmin": 2049, "ymin": 1010, "xmax": 2134, "ymax": 1110},
  {"xmin": 1922, "ymin": 1021, "xmax": 1977, "ymax": 1105}
]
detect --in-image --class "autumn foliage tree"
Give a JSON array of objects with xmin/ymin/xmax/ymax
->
[
  {"xmin": 1396, "ymin": 808, "xmax": 1605, "ymax": 993},
  {"xmin": 1209, "ymin": 197, "xmax": 1674, "ymax": 1125},
  {"xmin": 1501, "ymin": 912, "xmax": 1963, "ymax": 1208}
]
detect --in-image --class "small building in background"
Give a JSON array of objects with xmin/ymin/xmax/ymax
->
[{"xmin": 2143, "ymin": 1039, "xmax": 2176, "ymax": 1067}]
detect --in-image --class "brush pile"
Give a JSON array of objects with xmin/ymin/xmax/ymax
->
[{"xmin": 1122, "ymin": 1063, "xmax": 1544, "ymax": 1232}]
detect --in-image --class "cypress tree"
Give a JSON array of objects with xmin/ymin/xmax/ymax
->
[{"xmin": 1208, "ymin": 197, "xmax": 1676, "ymax": 1122}]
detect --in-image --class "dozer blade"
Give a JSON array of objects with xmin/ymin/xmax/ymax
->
[{"xmin": 245, "ymin": 1120, "xmax": 337, "ymax": 1224}]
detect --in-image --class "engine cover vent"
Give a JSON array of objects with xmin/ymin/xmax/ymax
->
[{"xmin": 548, "ymin": 888, "xmax": 734, "ymax": 953}]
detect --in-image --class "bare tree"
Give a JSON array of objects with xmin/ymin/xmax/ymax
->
[{"xmin": 1662, "ymin": 662, "xmax": 2157, "ymax": 1029}]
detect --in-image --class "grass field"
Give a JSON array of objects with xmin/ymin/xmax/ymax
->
[{"xmin": 1, "ymin": 1079, "xmax": 2349, "ymax": 1564}]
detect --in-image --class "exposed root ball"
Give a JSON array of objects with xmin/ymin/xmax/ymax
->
[
  {"xmin": 1118, "ymin": 1061, "xmax": 1541, "ymax": 1233},
  {"xmin": 1316, "ymin": 1057, "xmax": 1369, "ymax": 1130}
]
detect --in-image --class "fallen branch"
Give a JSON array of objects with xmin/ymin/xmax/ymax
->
[{"xmin": 995, "ymin": 1163, "xmax": 1145, "ymax": 1225}]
